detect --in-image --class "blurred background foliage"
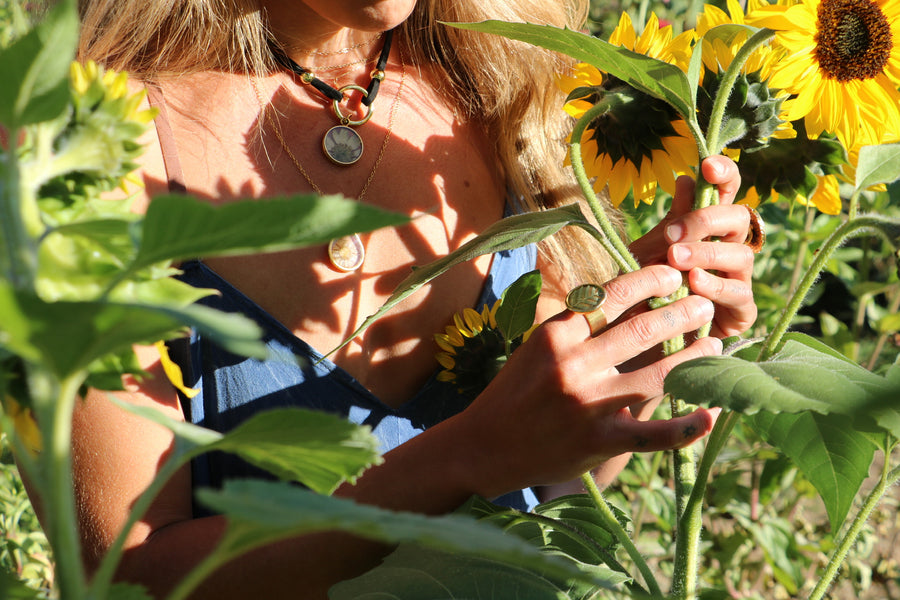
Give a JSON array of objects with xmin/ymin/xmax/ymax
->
[{"xmin": 2, "ymin": 0, "xmax": 899, "ymax": 598}]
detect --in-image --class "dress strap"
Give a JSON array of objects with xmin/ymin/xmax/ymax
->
[{"xmin": 145, "ymin": 82, "xmax": 188, "ymax": 195}]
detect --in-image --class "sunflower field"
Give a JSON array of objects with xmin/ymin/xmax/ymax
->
[{"xmin": 3, "ymin": 0, "xmax": 900, "ymax": 598}]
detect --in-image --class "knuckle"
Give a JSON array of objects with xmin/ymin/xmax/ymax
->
[
  {"xmin": 622, "ymin": 311, "xmax": 666, "ymax": 346},
  {"xmin": 601, "ymin": 276, "xmax": 631, "ymax": 307}
]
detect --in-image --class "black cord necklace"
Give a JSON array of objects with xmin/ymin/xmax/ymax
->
[{"xmin": 271, "ymin": 29, "xmax": 395, "ymax": 166}]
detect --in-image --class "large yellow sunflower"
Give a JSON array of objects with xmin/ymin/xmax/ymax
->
[
  {"xmin": 559, "ymin": 13, "xmax": 698, "ymax": 207},
  {"xmin": 747, "ymin": 0, "xmax": 900, "ymax": 149}
]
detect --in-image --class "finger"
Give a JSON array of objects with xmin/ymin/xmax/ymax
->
[
  {"xmin": 593, "ymin": 335, "xmax": 723, "ymax": 413},
  {"xmin": 586, "ymin": 295, "xmax": 717, "ymax": 368},
  {"xmin": 549, "ymin": 265, "xmax": 684, "ymax": 338},
  {"xmin": 672, "ymin": 174, "xmax": 695, "ymax": 216},
  {"xmin": 666, "ymin": 203, "xmax": 751, "ymax": 245},
  {"xmin": 701, "ymin": 156, "xmax": 741, "ymax": 204},
  {"xmin": 668, "ymin": 238, "xmax": 755, "ymax": 280},
  {"xmin": 604, "ymin": 406, "xmax": 717, "ymax": 453},
  {"xmin": 688, "ymin": 269, "xmax": 758, "ymax": 337}
]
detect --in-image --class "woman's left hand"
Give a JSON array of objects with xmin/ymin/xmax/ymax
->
[{"xmin": 629, "ymin": 156, "xmax": 757, "ymax": 338}]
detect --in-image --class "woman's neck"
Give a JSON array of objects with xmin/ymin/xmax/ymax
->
[{"xmin": 261, "ymin": 2, "xmax": 408, "ymax": 65}]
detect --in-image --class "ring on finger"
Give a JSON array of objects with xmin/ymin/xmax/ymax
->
[
  {"xmin": 743, "ymin": 205, "xmax": 766, "ymax": 253},
  {"xmin": 565, "ymin": 283, "xmax": 608, "ymax": 336}
]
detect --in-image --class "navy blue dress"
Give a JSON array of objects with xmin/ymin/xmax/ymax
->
[{"xmin": 174, "ymin": 246, "xmax": 540, "ymax": 513}]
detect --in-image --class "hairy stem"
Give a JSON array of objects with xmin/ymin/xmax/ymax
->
[
  {"xmin": 703, "ymin": 28, "xmax": 776, "ymax": 157},
  {"xmin": 0, "ymin": 131, "xmax": 39, "ymax": 290},
  {"xmin": 28, "ymin": 366, "xmax": 88, "ymax": 600},
  {"xmin": 581, "ymin": 473, "xmax": 663, "ymax": 598},
  {"xmin": 672, "ymin": 411, "xmax": 740, "ymax": 600},
  {"xmin": 569, "ymin": 99, "xmax": 640, "ymax": 273}
]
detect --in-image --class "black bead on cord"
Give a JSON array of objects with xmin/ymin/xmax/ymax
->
[{"xmin": 271, "ymin": 29, "xmax": 395, "ymax": 107}]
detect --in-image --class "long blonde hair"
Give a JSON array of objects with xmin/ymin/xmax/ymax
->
[{"xmin": 77, "ymin": 0, "xmax": 619, "ymax": 286}]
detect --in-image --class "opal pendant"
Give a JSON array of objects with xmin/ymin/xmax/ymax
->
[
  {"xmin": 327, "ymin": 234, "xmax": 365, "ymax": 272},
  {"xmin": 322, "ymin": 125, "xmax": 364, "ymax": 165}
]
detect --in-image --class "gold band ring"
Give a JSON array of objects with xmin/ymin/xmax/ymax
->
[
  {"xmin": 743, "ymin": 205, "xmax": 765, "ymax": 253},
  {"xmin": 565, "ymin": 283, "xmax": 608, "ymax": 336}
]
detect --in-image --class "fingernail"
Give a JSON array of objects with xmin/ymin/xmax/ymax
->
[
  {"xmin": 664, "ymin": 268, "xmax": 683, "ymax": 286},
  {"xmin": 671, "ymin": 245, "xmax": 691, "ymax": 263},
  {"xmin": 666, "ymin": 222, "xmax": 684, "ymax": 242},
  {"xmin": 699, "ymin": 299, "xmax": 715, "ymax": 318}
]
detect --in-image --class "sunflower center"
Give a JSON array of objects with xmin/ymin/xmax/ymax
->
[
  {"xmin": 814, "ymin": 0, "xmax": 892, "ymax": 82},
  {"xmin": 588, "ymin": 78, "xmax": 680, "ymax": 166}
]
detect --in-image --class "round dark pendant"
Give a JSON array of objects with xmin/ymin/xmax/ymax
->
[
  {"xmin": 322, "ymin": 125, "xmax": 364, "ymax": 165},
  {"xmin": 328, "ymin": 234, "xmax": 365, "ymax": 272}
]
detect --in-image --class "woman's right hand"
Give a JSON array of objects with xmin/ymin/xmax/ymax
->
[{"xmin": 456, "ymin": 264, "xmax": 722, "ymax": 498}]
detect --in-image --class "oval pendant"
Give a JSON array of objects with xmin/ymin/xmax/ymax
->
[
  {"xmin": 322, "ymin": 125, "xmax": 364, "ymax": 165},
  {"xmin": 327, "ymin": 234, "xmax": 365, "ymax": 272}
]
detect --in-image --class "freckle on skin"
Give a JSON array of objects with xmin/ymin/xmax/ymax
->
[
  {"xmin": 662, "ymin": 309, "xmax": 677, "ymax": 327},
  {"xmin": 635, "ymin": 436, "xmax": 649, "ymax": 448}
]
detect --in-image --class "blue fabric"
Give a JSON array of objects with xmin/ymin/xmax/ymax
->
[{"xmin": 175, "ymin": 244, "xmax": 540, "ymax": 513}]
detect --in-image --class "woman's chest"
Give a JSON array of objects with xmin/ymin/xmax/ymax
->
[{"xmin": 160, "ymin": 74, "xmax": 509, "ymax": 404}]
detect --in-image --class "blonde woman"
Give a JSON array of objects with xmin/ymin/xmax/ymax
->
[{"xmin": 69, "ymin": 0, "xmax": 757, "ymax": 597}]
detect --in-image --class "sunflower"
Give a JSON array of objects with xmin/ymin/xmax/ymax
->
[
  {"xmin": 741, "ymin": 173, "xmax": 842, "ymax": 214},
  {"xmin": 435, "ymin": 300, "xmax": 536, "ymax": 398},
  {"xmin": 559, "ymin": 13, "xmax": 698, "ymax": 207},
  {"xmin": 694, "ymin": 0, "xmax": 795, "ymax": 151},
  {"xmin": 746, "ymin": 0, "xmax": 900, "ymax": 149}
]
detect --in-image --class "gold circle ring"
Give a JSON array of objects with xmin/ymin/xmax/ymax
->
[
  {"xmin": 743, "ymin": 205, "xmax": 766, "ymax": 254},
  {"xmin": 565, "ymin": 283, "xmax": 609, "ymax": 336},
  {"xmin": 332, "ymin": 84, "xmax": 374, "ymax": 126}
]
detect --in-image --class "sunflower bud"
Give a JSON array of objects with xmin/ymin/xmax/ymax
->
[{"xmin": 697, "ymin": 67, "xmax": 787, "ymax": 153}]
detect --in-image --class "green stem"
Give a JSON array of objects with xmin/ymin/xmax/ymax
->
[
  {"xmin": 807, "ymin": 449, "xmax": 900, "ymax": 600},
  {"xmin": 703, "ymin": 28, "xmax": 776, "ymax": 157},
  {"xmin": 569, "ymin": 99, "xmax": 640, "ymax": 274},
  {"xmin": 757, "ymin": 215, "xmax": 900, "ymax": 361},
  {"xmin": 28, "ymin": 366, "xmax": 88, "ymax": 600},
  {"xmin": 0, "ymin": 131, "xmax": 39, "ymax": 291},
  {"xmin": 580, "ymin": 473, "xmax": 663, "ymax": 598},
  {"xmin": 866, "ymin": 285, "xmax": 900, "ymax": 370},
  {"xmin": 671, "ymin": 410, "xmax": 740, "ymax": 600},
  {"xmin": 848, "ymin": 188, "xmax": 862, "ymax": 220},
  {"xmin": 788, "ymin": 209, "xmax": 816, "ymax": 297},
  {"xmin": 670, "ymin": 395, "xmax": 696, "ymax": 523}
]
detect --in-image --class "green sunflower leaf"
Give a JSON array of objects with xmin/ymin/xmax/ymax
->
[
  {"xmin": 331, "ymin": 545, "xmax": 576, "ymax": 600},
  {"xmin": 192, "ymin": 480, "xmax": 607, "ymax": 598},
  {"xmin": 445, "ymin": 20, "xmax": 696, "ymax": 121},
  {"xmin": 663, "ymin": 333, "xmax": 900, "ymax": 437},
  {"xmin": 0, "ymin": 0, "xmax": 77, "ymax": 128},
  {"xmin": 0, "ymin": 283, "xmax": 264, "ymax": 379},
  {"xmin": 496, "ymin": 269, "xmax": 542, "ymax": 343},
  {"xmin": 324, "ymin": 204, "xmax": 592, "ymax": 359},
  {"xmin": 126, "ymin": 193, "xmax": 410, "ymax": 276},
  {"xmin": 854, "ymin": 142, "xmax": 900, "ymax": 192},
  {"xmin": 747, "ymin": 411, "xmax": 877, "ymax": 531},
  {"xmin": 117, "ymin": 402, "xmax": 380, "ymax": 495}
]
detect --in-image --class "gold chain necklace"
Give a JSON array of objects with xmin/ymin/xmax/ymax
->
[
  {"xmin": 281, "ymin": 32, "xmax": 383, "ymax": 57},
  {"xmin": 252, "ymin": 54, "xmax": 406, "ymax": 272}
]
